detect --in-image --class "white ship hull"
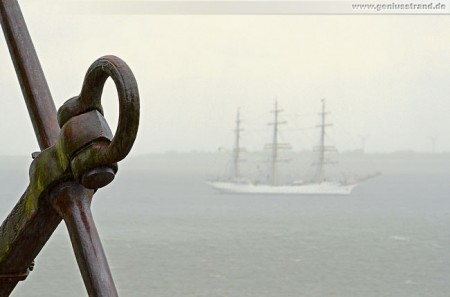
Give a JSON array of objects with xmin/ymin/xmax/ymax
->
[{"xmin": 206, "ymin": 181, "xmax": 357, "ymax": 195}]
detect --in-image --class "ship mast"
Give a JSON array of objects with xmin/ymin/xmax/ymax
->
[
  {"xmin": 266, "ymin": 101, "xmax": 290, "ymax": 186},
  {"xmin": 232, "ymin": 109, "xmax": 243, "ymax": 180},
  {"xmin": 313, "ymin": 99, "xmax": 336, "ymax": 183}
]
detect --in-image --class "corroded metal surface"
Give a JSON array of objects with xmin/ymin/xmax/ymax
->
[
  {"xmin": 0, "ymin": 0, "xmax": 59, "ymax": 149},
  {"xmin": 0, "ymin": 56, "xmax": 140, "ymax": 295},
  {"xmin": 0, "ymin": 1, "xmax": 140, "ymax": 296},
  {"xmin": 58, "ymin": 55, "xmax": 140, "ymax": 189},
  {"xmin": 50, "ymin": 183, "xmax": 119, "ymax": 297}
]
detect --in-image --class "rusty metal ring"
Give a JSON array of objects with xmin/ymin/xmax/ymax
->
[{"xmin": 58, "ymin": 55, "xmax": 140, "ymax": 164}]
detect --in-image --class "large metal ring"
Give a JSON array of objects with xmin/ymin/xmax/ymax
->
[{"xmin": 58, "ymin": 55, "xmax": 140, "ymax": 164}]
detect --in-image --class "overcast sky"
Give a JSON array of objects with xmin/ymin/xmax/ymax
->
[{"xmin": 1, "ymin": 1, "xmax": 450, "ymax": 155}]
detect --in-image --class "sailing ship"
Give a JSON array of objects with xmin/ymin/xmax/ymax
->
[{"xmin": 207, "ymin": 100, "xmax": 377, "ymax": 195}]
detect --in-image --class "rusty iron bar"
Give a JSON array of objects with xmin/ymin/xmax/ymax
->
[
  {"xmin": 0, "ymin": 1, "xmax": 61, "ymax": 294},
  {"xmin": 0, "ymin": 55, "xmax": 139, "ymax": 297},
  {"xmin": 0, "ymin": 0, "xmax": 59, "ymax": 149},
  {"xmin": 0, "ymin": 1, "xmax": 140, "ymax": 296},
  {"xmin": 0, "ymin": 186, "xmax": 62, "ymax": 296},
  {"xmin": 50, "ymin": 183, "xmax": 119, "ymax": 297}
]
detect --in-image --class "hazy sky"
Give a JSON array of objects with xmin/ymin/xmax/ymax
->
[{"xmin": 1, "ymin": 1, "xmax": 450, "ymax": 155}]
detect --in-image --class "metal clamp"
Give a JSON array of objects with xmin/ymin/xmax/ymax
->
[
  {"xmin": 57, "ymin": 55, "xmax": 140, "ymax": 189},
  {"xmin": 27, "ymin": 55, "xmax": 140, "ymax": 194},
  {"xmin": 1, "ymin": 1, "xmax": 141, "ymax": 295}
]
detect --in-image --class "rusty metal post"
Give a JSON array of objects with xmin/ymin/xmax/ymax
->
[
  {"xmin": 0, "ymin": 187, "xmax": 61, "ymax": 296},
  {"xmin": 0, "ymin": 1, "xmax": 140, "ymax": 296},
  {"xmin": 0, "ymin": 1, "xmax": 61, "ymax": 294},
  {"xmin": 50, "ymin": 183, "xmax": 119, "ymax": 297},
  {"xmin": 0, "ymin": 0, "xmax": 59, "ymax": 149}
]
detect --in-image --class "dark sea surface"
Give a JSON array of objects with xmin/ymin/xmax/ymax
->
[{"xmin": 2, "ymin": 153, "xmax": 450, "ymax": 297}]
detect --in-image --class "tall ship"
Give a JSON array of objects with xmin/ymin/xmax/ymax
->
[{"xmin": 207, "ymin": 100, "xmax": 377, "ymax": 195}]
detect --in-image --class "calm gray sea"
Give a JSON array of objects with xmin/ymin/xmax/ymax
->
[{"xmin": 2, "ymin": 153, "xmax": 450, "ymax": 297}]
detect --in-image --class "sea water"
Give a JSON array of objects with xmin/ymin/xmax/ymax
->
[{"xmin": 2, "ymin": 153, "xmax": 450, "ymax": 297}]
